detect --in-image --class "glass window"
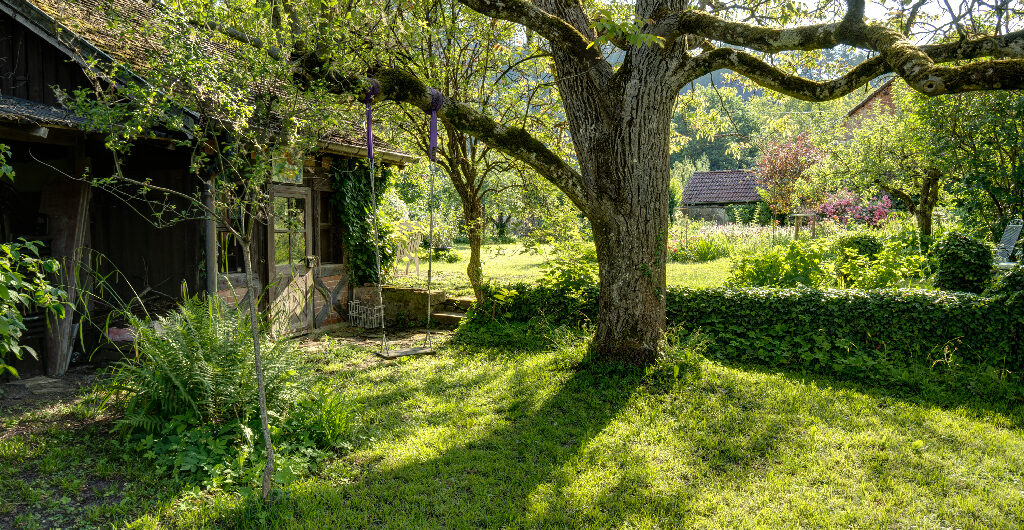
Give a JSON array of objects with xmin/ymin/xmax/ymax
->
[{"xmin": 274, "ymin": 196, "xmax": 306, "ymax": 266}]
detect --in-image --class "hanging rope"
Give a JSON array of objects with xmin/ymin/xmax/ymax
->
[
  {"xmin": 361, "ymin": 84, "xmax": 444, "ymax": 358},
  {"xmin": 363, "ymin": 81, "xmax": 390, "ymax": 357},
  {"xmin": 425, "ymin": 88, "xmax": 444, "ymax": 350}
]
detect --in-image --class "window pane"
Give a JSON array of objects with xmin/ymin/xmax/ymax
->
[
  {"xmin": 273, "ymin": 196, "xmax": 306, "ymax": 266},
  {"xmin": 291, "ymin": 198, "xmax": 306, "ymax": 233},
  {"xmin": 275, "ymin": 232, "xmax": 292, "ymax": 265},
  {"xmin": 290, "ymin": 230, "xmax": 306, "ymax": 263}
]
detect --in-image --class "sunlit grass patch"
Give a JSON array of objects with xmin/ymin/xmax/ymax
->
[{"xmin": 5, "ymin": 321, "xmax": 1023, "ymax": 528}]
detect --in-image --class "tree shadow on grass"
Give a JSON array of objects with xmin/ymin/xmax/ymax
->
[
  {"xmin": 204, "ymin": 352, "xmax": 813, "ymax": 528},
  {"xmin": 713, "ymin": 357, "xmax": 1024, "ymax": 428},
  {"xmin": 207, "ymin": 356, "xmax": 653, "ymax": 527}
]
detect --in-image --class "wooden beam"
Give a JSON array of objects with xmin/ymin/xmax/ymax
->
[{"xmin": 39, "ymin": 144, "xmax": 90, "ymax": 376}]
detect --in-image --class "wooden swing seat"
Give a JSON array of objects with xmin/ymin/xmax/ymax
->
[{"xmin": 377, "ymin": 346, "xmax": 435, "ymax": 360}]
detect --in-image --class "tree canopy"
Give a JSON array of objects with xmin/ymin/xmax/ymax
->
[{"xmin": 86, "ymin": 0, "xmax": 1024, "ymax": 364}]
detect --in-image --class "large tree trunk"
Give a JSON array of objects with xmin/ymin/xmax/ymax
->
[
  {"xmin": 557, "ymin": 51, "xmax": 676, "ymax": 365},
  {"xmin": 591, "ymin": 210, "xmax": 668, "ymax": 365}
]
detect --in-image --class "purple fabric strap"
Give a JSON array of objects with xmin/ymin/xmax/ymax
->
[
  {"xmin": 427, "ymin": 88, "xmax": 444, "ymax": 162},
  {"xmin": 363, "ymin": 81, "xmax": 381, "ymax": 161}
]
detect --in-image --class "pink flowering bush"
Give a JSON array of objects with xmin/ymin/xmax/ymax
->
[{"xmin": 816, "ymin": 190, "xmax": 892, "ymax": 227}]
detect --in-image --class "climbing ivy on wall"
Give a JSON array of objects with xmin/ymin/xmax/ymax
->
[{"xmin": 329, "ymin": 158, "xmax": 395, "ymax": 285}]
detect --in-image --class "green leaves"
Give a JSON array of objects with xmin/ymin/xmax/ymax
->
[
  {"xmin": 589, "ymin": 10, "xmax": 665, "ymax": 49},
  {"xmin": 666, "ymin": 286, "xmax": 1024, "ymax": 395},
  {"xmin": 1, "ymin": 235, "xmax": 68, "ymax": 374},
  {"xmin": 932, "ymin": 232, "xmax": 994, "ymax": 294},
  {"xmin": 329, "ymin": 158, "xmax": 396, "ymax": 285}
]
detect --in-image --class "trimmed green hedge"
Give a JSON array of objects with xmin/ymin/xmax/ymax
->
[
  {"xmin": 472, "ymin": 281, "xmax": 598, "ymax": 328},
  {"xmin": 471, "ymin": 278, "xmax": 1024, "ymax": 393},
  {"xmin": 666, "ymin": 287, "xmax": 1023, "ymax": 386}
]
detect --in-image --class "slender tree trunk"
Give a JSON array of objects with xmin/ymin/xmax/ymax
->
[
  {"xmin": 240, "ymin": 244, "xmax": 275, "ymax": 500},
  {"xmin": 917, "ymin": 168, "xmax": 942, "ymax": 238},
  {"xmin": 463, "ymin": 197, "xmax": 486, "ymax": 304}
]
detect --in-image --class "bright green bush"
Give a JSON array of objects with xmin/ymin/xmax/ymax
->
[
  {"xmin": 836, "ymin": 246, "xmax": 927, "ymax": 289},
  {"xmin": 433, "ymin": 247, "xmax": 462, "ymax": 263},
  {"xmin": 726, "ymin": 202, "xmax": 773, "ymax": 225},
  {"xmin": 1, "ymin": 239, "xmax": 67, "ymax": 376},
  {"xmin": 470, "ymin": 273, "xmax": 1022, "ymax": 395},
  {"xmin": 468, "ymin": 254, "xmax": 598, "ymax": 327},
  {"xmin": 104, "ymin": 296, "xmax": 355, "ymax": 485},
  {"xmin": 668, "ymin": 233, "xmax": 731, "ymax": 263},
  {"xmin": 109, "ymin": 296, "xmax": 306, "ymax": 435},
  {"xmin": 932, "ymin": 232, "xmax": 993, "ymax": 293},
  {"xmin": 831, "ymin": 232, "xmax": 883, "ymax": 260},
  {"xmin": 728, "ymin": 240, "xmax": 828, "ymax": 288},
  {"xmin": 988, "ymin": 265, "xmax": 1024, "ymax": 299}
]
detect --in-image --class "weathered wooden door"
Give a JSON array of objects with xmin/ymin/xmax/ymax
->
[{"xmin": 269, "ymin": 185, "xmax": 314, "ymax": 335}]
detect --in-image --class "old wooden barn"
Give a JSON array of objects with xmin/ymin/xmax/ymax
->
[{"xmin": 0, "ymin": 0, "xmax": 415, "ymax": 377}]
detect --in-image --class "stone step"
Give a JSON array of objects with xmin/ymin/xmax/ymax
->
[
  {"xmin": 437, "ymin": 295, "xmax": 475, "ymax": 313},
  {"xmin": 431, "ymin": 311, "xmax": 466, "ymax": 328},
  {"xmin": 450, "ymin": 296, "xmax": 475, "ymax": 311}
]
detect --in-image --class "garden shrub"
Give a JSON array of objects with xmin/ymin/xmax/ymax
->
[
  {"xmin": 932, "ymin": 231, "xmax": 993, "ymax": 293},
  {"xmin": 665, "ymin": 287, "xmax": 1023, "ymax": 396},
  {"xmin": 1, "ymin": 239, "xmax": 66, "ymax": 376},
  {"xmin": 726, "ymin": 202, "xmax": 773, "ymax": 225},
  {"xmin": 433, "ymin": 247, "xmax": 462, "ymax": 263},
  {"xmin": 104, "ymin": 296, "xmax": 353, "ymax": 486},
  {"xmin": 836, "ymin": 246, "xmax": 927, "ymax": 289},
  {"xmin": 815, "ymin": 190, "xmax": 892, "ymax": 227},
  {"xmin": 472, "ymin": 271, "xmax": 1022, "ymax": 396},
  {"xmin": 728, "ymin": 240, "xmax": 828, "ymax": 288},
  {"xmin": 109, "ymin": 296, "xmax": 306, "ymax": 434},
  {"xmin": 468, "ymin": 255, "xmax": 598, "ymax": 327},
  {"xmin": 988, "ymin": 265, "xmax": 1024, "ymax": 299},
  {"xmin": 831, "ymin": 232, "xmax": 883, "ymax": 260},
  {"xmin": 668, "ymin": 233, "xmax": 731, "ymax": 263}
]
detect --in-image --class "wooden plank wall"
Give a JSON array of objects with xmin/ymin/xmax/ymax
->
[
  {"xmin": 87, "ymin": 143, "xmax": 203, "ymax": 305},
  {"xmin": 0, "ymin": 11, "xmax": 90, "ymax": 104}
]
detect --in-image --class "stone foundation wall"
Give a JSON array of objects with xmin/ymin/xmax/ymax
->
[{"xmin": 351, "ymin": 286, "xmax": 446, "ymax": 325}]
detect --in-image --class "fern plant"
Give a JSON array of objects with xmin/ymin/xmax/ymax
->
[{"xmin": 106, "ymin": 295, "xmax": 307, "ymax": 435}]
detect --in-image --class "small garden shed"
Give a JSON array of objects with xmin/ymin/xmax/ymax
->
[
  {"xmin": 680, "ymin": 169, "xmax": 761, "ymax": 224},
  {"xmin": 0, "ymin": 0, "xmax": 415, "ymax": 377}
]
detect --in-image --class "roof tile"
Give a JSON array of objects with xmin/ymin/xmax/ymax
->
[{"xmin": 682, "ymin": 169, "xmax": 761, "ymax": 205}]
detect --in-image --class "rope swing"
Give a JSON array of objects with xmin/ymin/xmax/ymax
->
[{"xmin": 363, "ymin": 84, "xmax": 443, "ymax": 359}]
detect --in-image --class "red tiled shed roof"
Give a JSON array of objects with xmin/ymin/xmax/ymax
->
[{"xmin": 682, "ymin": 169, "xmax": 761, "ymax": 205}]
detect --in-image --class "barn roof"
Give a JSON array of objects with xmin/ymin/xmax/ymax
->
[
  {"xmin": 682, "ymin": 169, "xmax": 761, "ymax": 205},
  {"xmin": 0, "ymin": 0, "xmax": 415, "ymax": 163},
  {"xmin": 0, "ymin": 95, "xmax": 87, "ymax": 129}
]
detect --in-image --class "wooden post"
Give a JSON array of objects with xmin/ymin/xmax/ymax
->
[
  {"xmin": 39, "ymin": 171, "xmax": 90, "ymax": 376},
  {"xmin": 204, "ymin": 178, "xmax": 217, "ymax": 296}
]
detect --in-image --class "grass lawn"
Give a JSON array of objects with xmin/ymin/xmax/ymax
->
[
  {"xmin": 389, "ymin": 243, "xmax": 731, "ymax": 295},
  {"xmin": 3, "ymin": 323, "xmax": 1023, "ymax": 527}
]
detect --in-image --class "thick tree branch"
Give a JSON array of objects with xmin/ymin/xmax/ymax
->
[
  {"xmin": 657, "ymin": 1, "xmax": 869, "ymax": 54},
  {"xmin": 456, "ymin": 0, "xmax": 603, "ymax": 66},
  {"xmin": 297, "ymin": 62, "xmax": 590, "ymax": 210},
  {"xmin": 678, "ymin": 48, "xmax": 889, "ymax": 100},
  {"xmin": 679, "ymin": 29, "xmax": 1024, "ymax": 100}
]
